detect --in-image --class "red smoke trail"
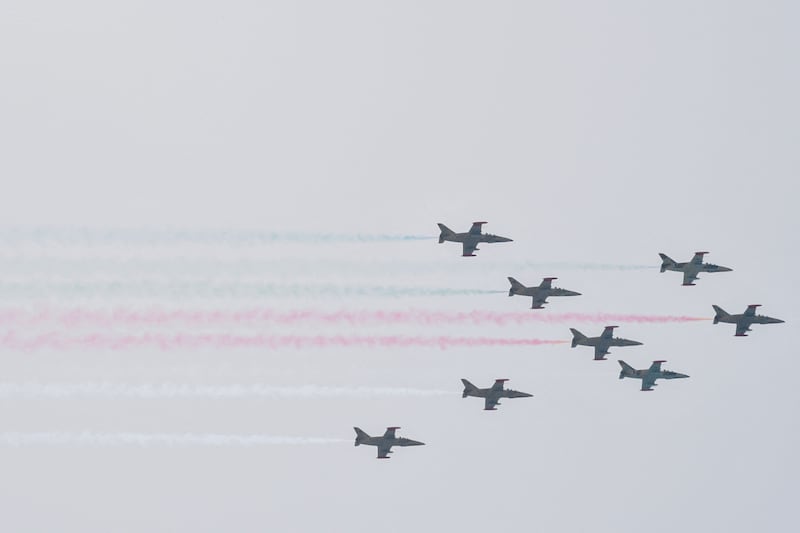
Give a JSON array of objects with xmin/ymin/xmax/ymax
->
[
  {"xmin": 0, "ymin": 332, "xmax": 566, "ymax": 351},
  {"xmin": 0, "ymin": 308, "xmax": 708, "ymax": 328}
]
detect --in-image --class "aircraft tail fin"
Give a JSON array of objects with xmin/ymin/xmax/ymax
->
[
  {"xmin": 569, "ymin": 328, "xmax": 586, "ymax": 348},
  {"xmin": 437, "ymin": 223, "xmax": 455, "ymax": 244},
  {"xmin": 461, "ymin": 378, "xmax": 478, "ymax": 398},
  {"xmin": 618, "ymin": 360, "xmax": 635, "ymax": 379},
  {"xmin": 353, "ymin": 427, "xmax": 370, "ymax": 446},
  {"xmin": 507, "ymin": 277, "xmax": 525, "ymax": 297},
  {"xmin": 658, "ymin": 253, "xmax": 676, "ymax": 273},
  {"xmin": 712, "ymin": 305, "xmax": 729, "ymax": 325}
]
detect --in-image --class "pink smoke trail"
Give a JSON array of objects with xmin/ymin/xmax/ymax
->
[
  {"xmin": 0, "ymin": 308, "xmax": 708, "ymax": 328},
  {"xmin": 0, "ymin": 332, "xmax": 566, "ymax": 351}
]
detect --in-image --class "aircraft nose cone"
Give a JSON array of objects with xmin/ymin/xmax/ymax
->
[
  {"xmin": 720, "ymin": 267, "xmax": 733, "ymax": 272},
  {"xmin": 676, "ymin": 373, "xmax": 690, "ymax": 379}
]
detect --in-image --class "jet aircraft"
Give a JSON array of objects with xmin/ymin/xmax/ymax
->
[
  {"xmin": 353, "ymin": 427, "xmax": 425, "ymax": 459},
  {"xmin": 712, "ymin": 304, "xmax": 785, "ymax": 336},
  {"xmin": 461, "ymin": 378, "xmax": 533, "ymax": 410},
  {"xmin": 659, "ymin": 251, "xmax": 732, "ymax": 286},
  {"xmin": 507, "ymin": 277, "xmax": 581, "ymax": 309},
  {"xmin": 618, "ymin": 360, "xmax": 689, "ymax": 391},
  {"xmin": 437, "ymin": 221, "xmax": 512, "ymax": 257},
  {"xmin": 569, "ymin": 326, "xmax": 643, "ymax": 360}
]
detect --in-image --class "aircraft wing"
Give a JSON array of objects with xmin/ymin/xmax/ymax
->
[
  {"xmin": 491, "ymin": 379, "xmax": 506, "ymax": 391},
  {"xmin": 538, "ymin": 277, "xmax": 555, "ymax": 290},
  {"xmin": 641, "ymin": 376, "xmax": 656, "ymax": 391},
  {"xmin": 744, "ymin": 305, "xmax": 760, "ymax": 317},
  {"xmin": 600, "ymin": 326, "xmax": 617, "ymax": 340},
  {"xmin": 682, "ymin": 270, "xmax": 698, "ymax": 285},
  {"xmin": 735, "ymin": 321, "xmax": 750, "ymax": 336},
  {"xmin": 382, "ymin": 427, "xmax": 398, "ymax": 439},
  {"xmin": 648, "ymin": 361, "xmax": 663, "ymax": 373},
  {"xmin": 531, "ymin": 294, "xmax": 548, "ymax": 309},
  {"xmin": 691, "ymin": 252, "xmax": 707, "ymax": 265},
  {"xmin": 468, "ymin": 222, "xmax": 486, "ymax": 235},
  {"xmin": 484, "ymin": 396, "xmax": 499, "ymax": 410},
  {"xmin": 462, "ymin": 241, "xmax": 478, "ymax": 256},
  {"xmin": 377, "ymin": 443, "xmax": 392, "ymax": 459},
  {"xmin": 594, "ymin": 345, "xmax": 608, "ymax": 360}
]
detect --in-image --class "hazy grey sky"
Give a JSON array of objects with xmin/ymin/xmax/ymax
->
[{"xmin": 0, "ymin": 2, "xmax": 797, "ymax": 532}]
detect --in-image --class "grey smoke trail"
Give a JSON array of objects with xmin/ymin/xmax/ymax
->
[
  {"xmin": 0, "ymin": 383, "xmax": 452, "ymax": 399},
  {"xmin": 0, "ymin": 432, "xmax": 349, "ymax": 447}
]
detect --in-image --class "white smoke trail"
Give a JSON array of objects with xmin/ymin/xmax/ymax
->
[
  {"xmin": 0, "ymin": 281, "xmax": 503, "ymax": 300},
  {"xmin": 0, "ymin": 383, "xmax": 451, "ymax": 399},
  {"xmin": 0, "ymin": 432, "xmax": 349, "ymax": 447},
  {"xmin": 0, "ymin": 256, "xmax": 656, "ymax": 276},
  {"xmin": 0, "ymin": 227, "xmax": 433, "ymax": 245}
]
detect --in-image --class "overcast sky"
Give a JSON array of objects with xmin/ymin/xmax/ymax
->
[{"xmin": 0, "ymin": 2, "xmax": 798, "ymax": 532}]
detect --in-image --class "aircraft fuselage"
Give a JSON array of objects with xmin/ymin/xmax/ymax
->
[{"xmin": 664, "ymin": 262, "xmax": 731, "ymax": 274}]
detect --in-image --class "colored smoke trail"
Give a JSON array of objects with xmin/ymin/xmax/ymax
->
[
  {"xmin": 0, "ymin": 333, "xmax": 566, "ymax": 351},
  {"xmin": 0, "ymin": 432, "xmax": 349, "ymax": 447},
  {"xmin": 0, "ymin": 281, "xmax": 504, "ymax": 300},
  {"xmin": 0, "ymin": 227, "xmax": 433, "ymax": 245},
  {"xmin": 0, "ymin": 308, "xmax": 708, "ymax": 328},
  {"xmin": 0, "ymin": 383, "xmax": 451, "ymax": 399}
]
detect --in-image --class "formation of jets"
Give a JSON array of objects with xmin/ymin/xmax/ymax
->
[{"xmin": 354, "ymin": 224, "xmax": 784, "ymax": 459}]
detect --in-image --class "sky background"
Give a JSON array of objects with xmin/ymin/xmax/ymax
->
[{"xmin": 0, "ymin": 1, "xmax": 798, "ymax": 532}]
